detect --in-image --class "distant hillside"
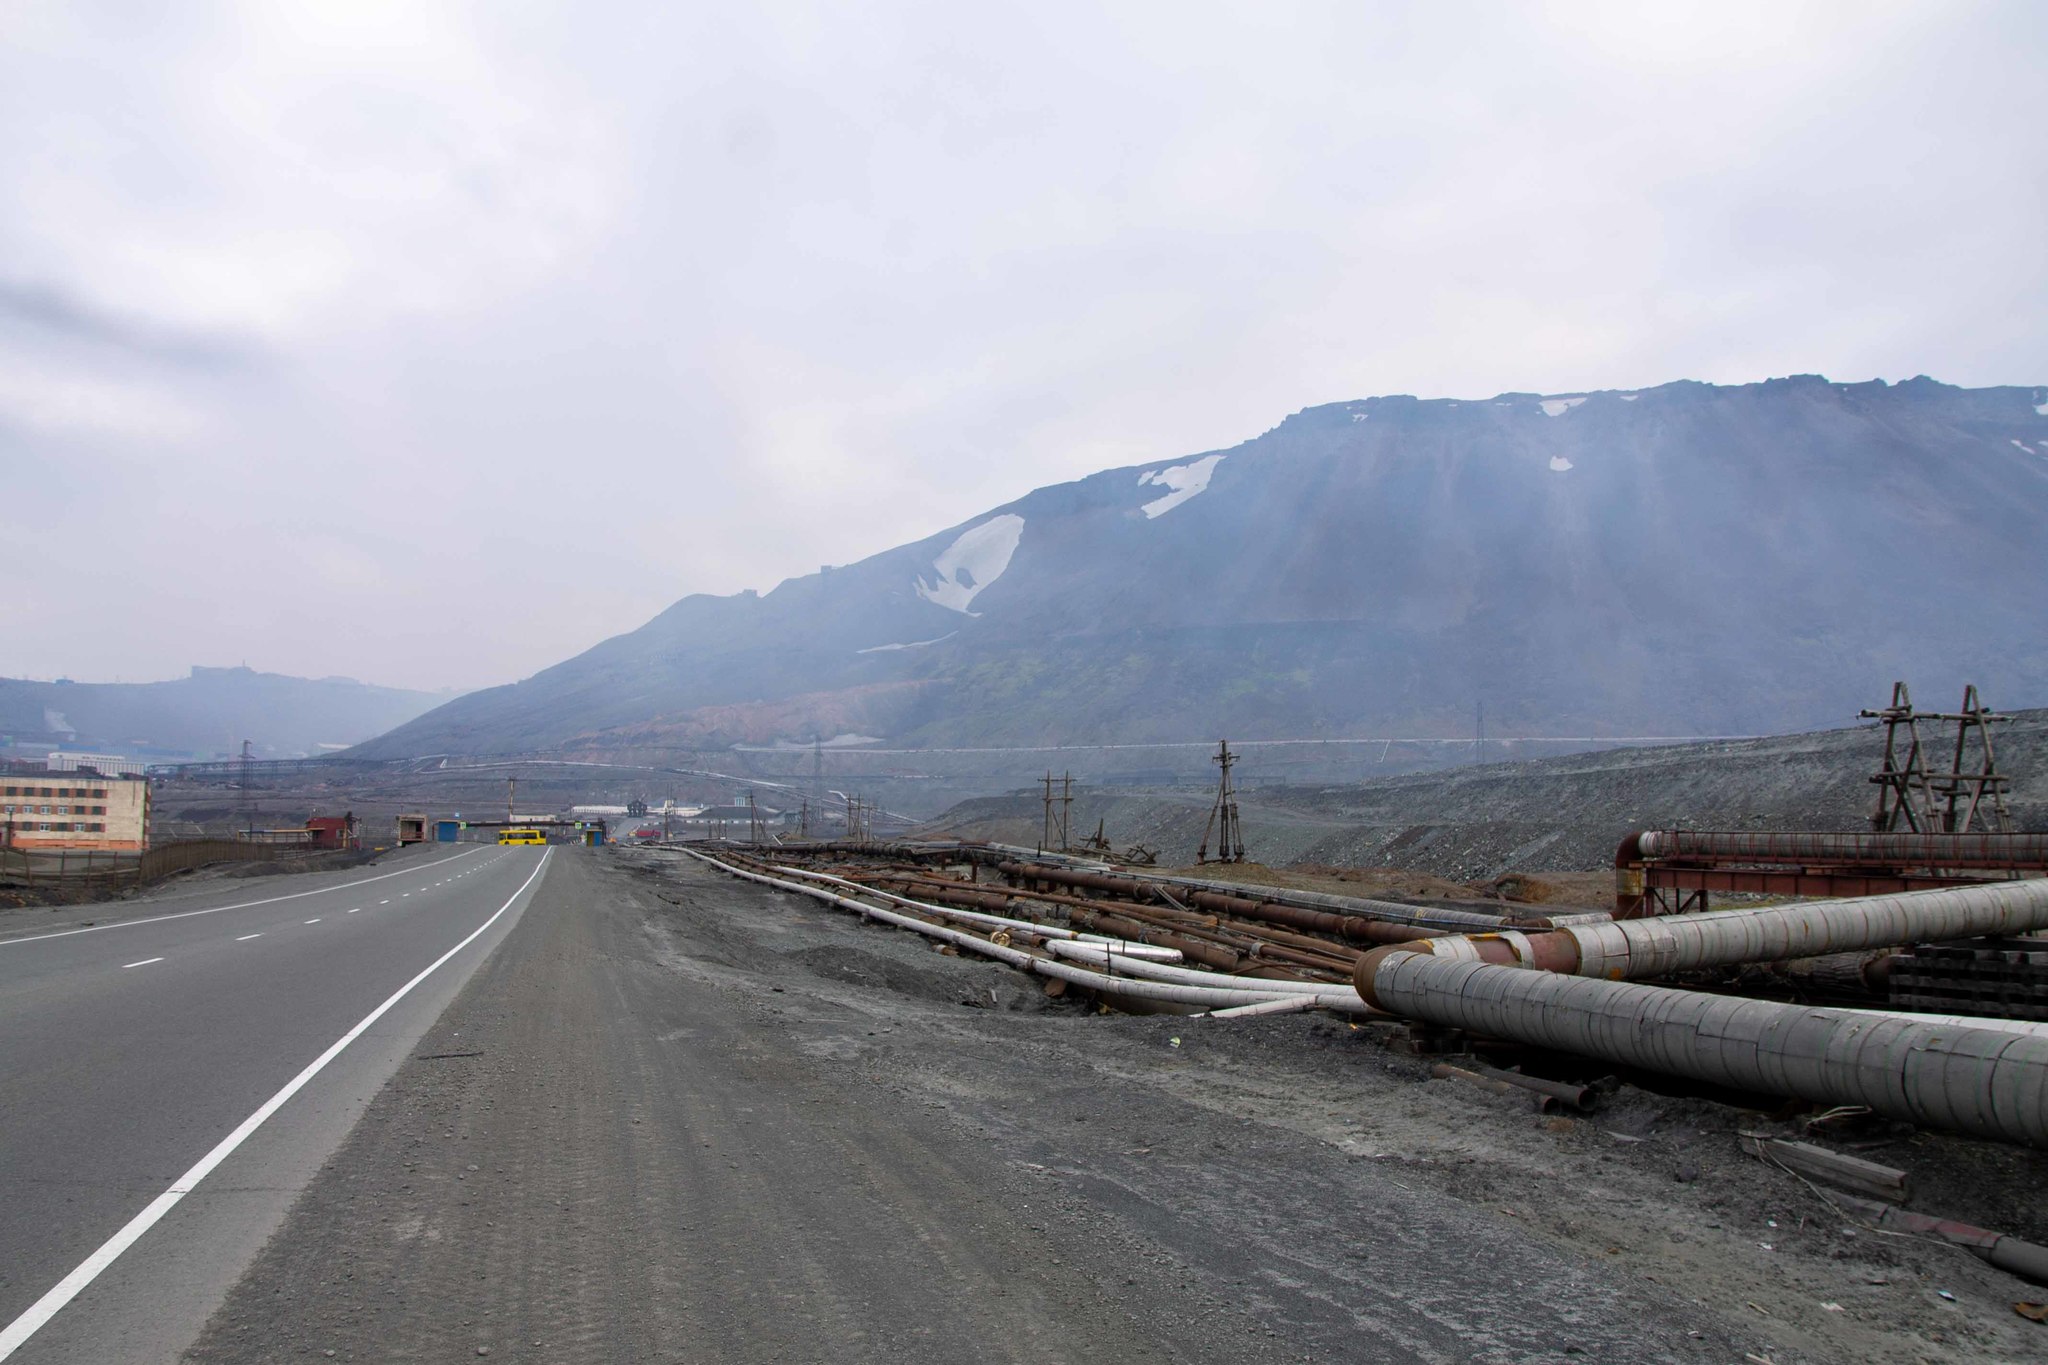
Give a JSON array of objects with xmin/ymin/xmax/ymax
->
[
  {"xmin": 0, "ymin": 666, "xmax": 453, "ymax": 762},
  {"xmin": 921, "ymin": 708, "xmax": 2048, "ymax": 879},
  {"xmin": 353, "ymin": 374, "xmax": 2048, "ymax": 761}
]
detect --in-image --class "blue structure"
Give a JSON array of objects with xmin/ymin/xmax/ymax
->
[{"xmin": 435, "ymin": 820, "xmax": 461, "ymax": 843}]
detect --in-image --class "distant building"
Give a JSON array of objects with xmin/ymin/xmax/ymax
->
[
  {"xmin": 1, "ymin": 770, "xmax": 150, "ymax": 851},
  {"xmin": 235, "ymin": 816, "xmax": 356, "ymax": 850},
  {"xmin": 46, "ymin": 750, "xmax": 145, "ymax": 776}
]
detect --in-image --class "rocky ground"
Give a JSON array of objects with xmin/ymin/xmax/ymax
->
[
  {"xmin": 924, "ymin": 710, "xmax": 2048, "ymax": 879},
  {"xmin": 186, "ymin": 846, "xmax": 2048, "ymax": 1363}
]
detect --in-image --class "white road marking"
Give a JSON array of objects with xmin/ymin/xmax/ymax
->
[
  {"xmin": 235, "ymin": 934, "xmax": 262, "ymax": 942},
  {"xmin": 121, "ymin": 958, "xmax": 163, "ymax": 970},
  {"xmin": 348, "ymin": 908, "xmax": 360, "ymax": 914},
  {"xmin": 379, "ymin": 900, "xmax": 390, "ymax": 905},
  {"xmin": 0, "ymin": 849, "xmax": 555, "ymax": 1360},
  {"xmin": 305, "ymin": 919, "xmax": 320, "ymax": 924},
  {"xmin": 0, "ymin": 849, "xmax": 485, "ymax": 949}
]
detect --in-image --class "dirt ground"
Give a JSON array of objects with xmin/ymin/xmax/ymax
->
[{"xmin": 188, "ymin": 847, "xmax": 2047, "ymax": 1364}]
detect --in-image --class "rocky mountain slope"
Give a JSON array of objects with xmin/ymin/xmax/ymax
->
[
  {"xmin": 923, "ymin": 707, "xmax": 2048, "ymax": 879},
  {"xmin": 355, "ymin": 375, "xmax": 2048, "ymax": 760},
  {"xmin": 0, "ymin": 666, "xmax": 452, "ymax": 762}
]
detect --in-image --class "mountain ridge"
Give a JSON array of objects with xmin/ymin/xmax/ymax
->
[
  {"xmin": 0, "ymin": 665, "xmax": 454, "ymax": 763},
  {"xmin": 351, "ymin": 374, "xmax": 2048, "ymax": 760}
]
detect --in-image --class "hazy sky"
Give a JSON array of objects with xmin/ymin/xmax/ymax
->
[{"xmin": 4, "ymin": 1, "xmax": 2044, "ymax": 692}]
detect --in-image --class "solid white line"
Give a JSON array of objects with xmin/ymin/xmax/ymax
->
[
  {"xmin": 0, "ymin": 848, "xmax": 485, "ymax": 949},
  {"xmin": 121, "ymin": 958, "xmax": 163, "ymax": 970},
  {"xmin": 234, "ymin": 934, "xmax": 262, "ymax": 942},
  {"xmin": 0, "ymin": 848, "xmax": 554, "ymax": 1360}
]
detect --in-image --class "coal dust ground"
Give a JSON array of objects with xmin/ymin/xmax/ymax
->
[{"xmin": 184, "ymin": 848, "xmax": 2048, "ymax": 1364}]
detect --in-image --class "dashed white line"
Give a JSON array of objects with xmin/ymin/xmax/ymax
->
[
  {"xmin": 121, "ymin": 958, "xmax": 163, "ymax": 970},
  {"xmin": 379, "ymin": 900, "xmax": 390, "ymax": 905},
  {"xmin": 305, "ymin": 919, "xmax": 321, "ymax": 924},
  {"xmin": 0, "ymin": 849, "xmax": 556, "ymax": 1360},
  {"xmin": 234, "ymin": 934, "xmax": 262, "ymax": 942},
  {"xmin": 348, "ymin": 908, "xmax": 360, "ymax": 914},
  {"xmin": 0, "ymin": 847, "xmax": 486, "ymax": 949}
]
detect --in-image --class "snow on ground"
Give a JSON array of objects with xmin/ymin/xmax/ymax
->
[
  {"xmin": 915, "ymin": 514, "xmax": 1025, "ymax": 614},
  {"xmin": 1137, "ymin": 453, "xmax": 1224, "ymax": 519},
  {"xmin": 2016, "ymin": 440, "xmax": 2032, "ymax": 451},
  {"xmin": 1538, "ymin": 397, "xmax": 1587, "ymax": 417},
  {"xmin": 2035, "ymin": 395, "xmax": 2048, "ymax": 415},
  {"xmin": 1549, "ymin": 455, "xmax": 1574, "ymax": 472},
  {"xmin": 1619, "ymin": 394, "xmax": 1639, "ymax": 402},
  {"xmin": 856, "ymin": 632, "xmax": 958, "ymax": 654}
]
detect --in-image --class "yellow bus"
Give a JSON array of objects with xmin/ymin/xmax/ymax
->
[{"xmin": 498, "ymin": 827, "xmax": 546, "ymax": 845}]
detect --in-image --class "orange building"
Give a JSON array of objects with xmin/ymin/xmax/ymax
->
[{"xmin": 0, "ymin": 771, "xmax": 150, "ymax": 851}]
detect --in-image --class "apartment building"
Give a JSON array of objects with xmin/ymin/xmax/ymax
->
[{"xmin": 0, "ymin": 770, "xmax": 150, "ymax": 851}]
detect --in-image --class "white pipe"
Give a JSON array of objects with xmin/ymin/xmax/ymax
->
[
  {"xmin": 768, "ymin": 862, "xmax": 1166, "ymax": 956},
  {"xmin": 1049, "ymin": 941, "xmax": 1185, "ymax": 963},
  {"xmin": 684, "ymin": 849, "xmax": 1367, "ymax": 1013},
  {"xmin": 1043, "ymin": 940, "xmax": 1347, "ymax": 995},
  {"xmin": 1202, "ymin": 997, "xmax": 1326, "ymax": 1019}
]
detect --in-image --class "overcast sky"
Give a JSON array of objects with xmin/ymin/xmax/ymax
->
[{"xmin": 4, "ymin": 1, "xmax": 2044, "ymax": 693}]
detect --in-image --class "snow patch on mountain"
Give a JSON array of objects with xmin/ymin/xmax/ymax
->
[
  {"xmin": 856, "ymin": 632, "xmax": 958, "ymax": 654},
  {"xmin": 915, "ymin": 515, "xmax": 1025, "ymax": 614},
  {"xmin": 1138, "ymin": 454, "xmax": 1224, "ymax": 519},
  {"xmin": 1619, "ymin": 393, "xmax": 1640, "ymax": 402},
  {"xmin": 1549, "ymin": 455, "xmax": 1574, "ymax": 472},
  {"xmin": 1539, "ymin": 397, "xmax": 1588, "ymax": 417}
]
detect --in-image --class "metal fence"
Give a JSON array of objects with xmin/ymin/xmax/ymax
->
[{"xmin": 0, "ymin": 839, "xmax": 302, "ymax": 899}]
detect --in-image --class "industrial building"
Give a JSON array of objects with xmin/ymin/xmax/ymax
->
[
  {"xmin": 0, "ymin": 769, "xmax": 150, "ymax": 851},
  {"xmin": 45, "ymin": 750, "xmax": 146, "ymax": 776}
]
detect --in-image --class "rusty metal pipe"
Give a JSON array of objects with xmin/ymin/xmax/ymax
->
[
  {"xmin": 1464, "ymin": 1061, "xmax": 1598, "ymax": 1112},
  {"xmin": 682, "ymin": 849, "xmax": 1371, "ymax": 1015},
  {"xmin": 994, "ymin": 861, "xmax": 1534, "ymax": 934},
  {"xmin": 1833, "ymin": 1197, "xmax": 2048, "ymax": 1284}
]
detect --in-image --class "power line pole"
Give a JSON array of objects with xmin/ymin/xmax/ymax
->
[
  {"xmin": 1197, "ymin": 739, "xmax": 1245, "ymax": 864},
  {"xmin": 1059, "ymin": 771, "xmax": 1073, "ymax": 853}
]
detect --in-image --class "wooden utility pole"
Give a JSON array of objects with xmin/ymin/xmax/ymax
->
[
  {"xmin": 1862, "ymin": 682, "xmax": 1935, "ymax": 832},
  {"xmin": 1198, "ymin": 740, "xmax": 1246, "ymax": 864},
  {"xmin": 1936, "ymin": 684, "xmax": 2012, "ymax": 833}
]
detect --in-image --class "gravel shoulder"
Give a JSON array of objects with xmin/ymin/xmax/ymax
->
[{"xmin": 185, "ymin": 847, "xmax": 2047, "ymax": 1363}]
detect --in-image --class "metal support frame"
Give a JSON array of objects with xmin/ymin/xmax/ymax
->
[{"xmin": 1197, "ymin": 740, "xmax": 1245, "ymax": 865}]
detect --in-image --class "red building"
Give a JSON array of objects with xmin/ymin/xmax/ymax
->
[{"xmin": 305, "ymin": 814, "xmax": 358, "ymax": 850}]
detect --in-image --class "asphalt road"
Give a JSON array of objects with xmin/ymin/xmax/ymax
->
[
  {"xmin": 0, "ymin": 843, "xmax": 554, "ymax": 1363},
  {"xmin": 179, "ymin": 848, "xmax": 1743, "ymax": 1365}
]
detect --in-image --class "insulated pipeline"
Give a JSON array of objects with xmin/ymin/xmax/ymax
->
[
  {"xmin": 682, "ymin": 849, "xmax": 1370, "ymax": 1015},
  {"xmin": 1635, "ymin": 830, "xmax": 2048, "ymax": 869},
  {"xmin": 1356, "ymin": 878, "xmax": 2048, "ymax": 989},
  {"xmin": 1365, "ymin": 953, "xmax": 2048, "ymax": 1147}
]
